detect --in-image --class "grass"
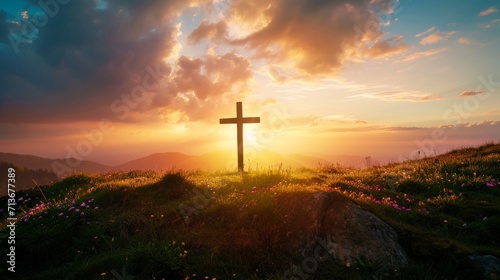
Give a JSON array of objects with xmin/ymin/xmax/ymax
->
[{"xmin": 1, "ymin": 143, "xmax": 500, "ymax": 279}]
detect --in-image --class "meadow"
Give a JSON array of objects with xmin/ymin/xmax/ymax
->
[{"xmin": 1, "ymin": 143, "xmax": 499, "ymax": 279}]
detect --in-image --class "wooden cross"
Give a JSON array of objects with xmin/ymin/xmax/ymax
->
[{"xmin": 220, "ymin": 102, "xmax": 260, "ymax": 172}]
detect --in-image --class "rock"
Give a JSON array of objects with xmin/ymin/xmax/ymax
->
[
  {"xmin": 469, "ymin": 255, "xmax": 500, "ymax": 280},
  {"xmin": 279, "ymin": 191, "xmax": 409, "ymax": 269}
]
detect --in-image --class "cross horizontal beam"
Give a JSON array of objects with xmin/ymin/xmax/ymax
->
[{"xmin": 219, "ymin": 117, "xmax": 260, "ymax": 124}]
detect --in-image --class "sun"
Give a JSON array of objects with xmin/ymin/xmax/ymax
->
[{"xmin": 244, "ymin": 127, "xmax": 259, "ymax": 148}]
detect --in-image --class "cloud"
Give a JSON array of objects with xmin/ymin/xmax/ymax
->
[
  {"xmin": 420, "ymin": 31, "xmax": 456, "ymax": 45},
  {"xmin": 0, "ymin": 0, "xmax": 254, "ymax": 124},
  {"xmin": 355, "ymin": 90, "xmax": 442, "ymax": 102},
  {"xmin": 321, "ymin": 121, "xmax": 500, "ymax": 137},
  {"xmin": 171, "ymin": 52, "xmax": 252, "ymax": 100},
  {"xmin": 401, "ymin": 48, "xmax": 446, "ymax": 62},
  {"xmin": 459, "ymin": 90, "xmax": 484, "ymax": 97},
  {"xmin": 192, "ymin": 0, "xmax": 408, "ymax": 77},
  {"xmin": 456, "ymin": 37, "xmax": 471, "ymax": 44},
  {"xmin": 362, "ymin": 35, "xmax": 409, "ymax": 58},
  {"xmin": 479, "ymin": 7, "xmax": 498, "ymax": 17},
  {"xmin": 188, "ymin": 20, "xmax": 228, "ymax": 43},
  {"xmin": 415, "ymin": 27, "xmax": 435, "ymax": 37},
  {"xmin": 287, "ymin": 115, "xmax": 368, "ymax": 129},
  {"xmin": 482, "ymin": 18, "xmax": 500, "ymax": 28},
  {"xmin": 484, "ymin": 110, "xmax": 500, "ymax": 116}
]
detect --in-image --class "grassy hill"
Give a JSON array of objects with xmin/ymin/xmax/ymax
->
[{"xmin": 1, "ymin": 143, "xmax": 499, "ymax": 279}]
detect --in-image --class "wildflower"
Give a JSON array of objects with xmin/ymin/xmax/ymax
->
[
  {"xmin": 346, "ymin": 262, "xmax": 351, "ymax": 267},
  {"xmin": 483, "ymin": 217, "xmax": 488, "ymax": 221},
  {"xmin": 94, "ymin": 206, "xmax": 99, "ymax": 209},
  {"xmin": 463, "ymin": 223, "xmax": 467, "ymax": 227},
  {"xmin": 486, "ymin": 182, "xmax": 494, "ymax": 187},
  {"xmin": 58, "ymin": 213, "xmax": 63, "ymax": 217},
  {"xmin": 75, "ymin": 209, "xmax": 80, "ymax": 212},
  {"xmin": 80, "ymin": 202, "xmax": 86, "ymax": 207},
  {"xmin": 18, "ymin": 197, "xmax": 24, "ymax": 201}
]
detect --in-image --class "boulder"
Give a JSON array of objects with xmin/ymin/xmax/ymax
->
[
  {"xmin": 469, "ymin": 255, "xmax": 500, "ymax": 280},
  {"xmin": 279, "ymin": 191, "xmax": 408, "ymax": 269}
]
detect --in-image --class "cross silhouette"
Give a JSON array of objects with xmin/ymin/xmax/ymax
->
[{"xmin": 220, "ymin": 102, "xmax": 260, "ymax": 172}]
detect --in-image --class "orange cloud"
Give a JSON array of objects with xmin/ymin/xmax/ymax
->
[
  {"xmin": 191, "ymin": 0, "xmax": 407, "ymax": 78},
  {"xmin": 420, "ymin": 31, "xmax": 456, "ymax": 45},
  {"xmin": 401, "ymin": 48, "xmax": 446, "ymax": 62},
  {"xmin": 170, "ymin": 52, "xmax": 252, "ymax": 99},
  {"xmin": 479, "ymin": 7, "xmax": 498, "ymax": 16},
  {"xmin": 459, "ymin": 90, "xmax": 484, "ymax": 97},
  {"xmin": 355, "ymin": 90, "xmax": 442, "ymax": 102},
  {"xmin": 456, "ymin": 37, "xmax": 471, "ymax": 44},
  {"xmin": 188, "ymin": 20, "xmax": 228, "ymax": 43},
  {"xmin": 362, "ymin": 36, "xmax": 409, "ymax": 58}
]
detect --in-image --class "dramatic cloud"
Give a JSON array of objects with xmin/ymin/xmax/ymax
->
[
  {"xmin": 0, "ymin": 0, "xmax": 253, "ymax": 124},
  {"xmin": 401, "ymin": 48, "xmax": 446, "ymax": 62},
  {"xmin": 459, "ymin": 90, "xmax": 484, "ymax": 97},
  {"xmin": 171, "ymin": 52, "xmax": 252, "ymax": 101},
  {"xmin": 192, "ymin": 0, "xmax": 408, "ymax": 77},
  {"xmin": 188, "ymin": 20, "xmax": 228, "ymax": 43},
  {"xmin": 356, "ymin": 90, "xmax": 442, "ymax": 102},
  {"xmin": 420, "ymin": 31, "xmax": 456, "ymax": 45},
  {"xmin": 479, "ymin": 7, "xmax": 498, "ymax": 17}
]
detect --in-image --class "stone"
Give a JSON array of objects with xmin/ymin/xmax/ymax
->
[
  {"xmin": 469, "ymin": 255, "xmax": 500, "ymax": 280},
  {"xmin": 279, "ymin": 191, "xmax": 409, "ymax": 269}
]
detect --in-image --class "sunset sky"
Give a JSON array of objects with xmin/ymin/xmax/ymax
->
[{"xmin": 1, "ymin": 0, "xmax": 499, "ymax": 166}]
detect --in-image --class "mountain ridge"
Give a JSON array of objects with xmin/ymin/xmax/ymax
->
[{"xmin": 0, "ymin": 150, "xmax": 370, "ymax": 177}]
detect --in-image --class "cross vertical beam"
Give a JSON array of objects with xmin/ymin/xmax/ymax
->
[{"xmin": 219, "ymin": 102, "xmax": 260, "ymax": 172}]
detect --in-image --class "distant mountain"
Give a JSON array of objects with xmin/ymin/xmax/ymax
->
[
  {"xmin": 0, "ymin": 162, "xmax": 58, "ymax": 193},
  {"xmin": 0, "ymin": 152, "xmax": 113, "ymax": 176},
  {"xmin": 114, "ymin": 150, "xmax": 333, "ymax": 171},
  {"xmin": 0, "ymin": 150, "xmax": 358, "ymax": 177}
]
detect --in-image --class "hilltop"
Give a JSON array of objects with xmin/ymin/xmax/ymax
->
[{"xmin": 1, "ymin": 143, "xmax": 499, "ymax": 279}]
